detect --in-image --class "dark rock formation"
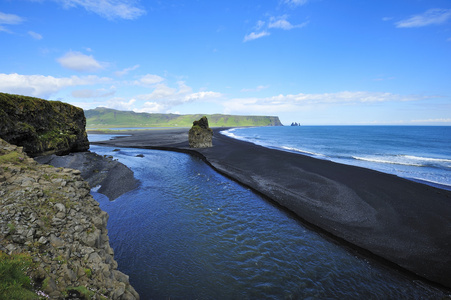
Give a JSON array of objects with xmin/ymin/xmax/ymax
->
[
  {"xmin": 35, "ymin": 151, "xmax": 139, "ymax": 201},
  {"xmin": 291, "ymin": 122, "xmax": 301, "ymax": 126},
  {"xmin": 0, "ymin": 138, "xmax": 139, "ymax": 299},
  {"xmin": 189, "ymin": 116, "xmax": 213, "ymax": 148},
  {"xmin": 0, "ymin": 93, "xmax": 89, "ymax": 157}
]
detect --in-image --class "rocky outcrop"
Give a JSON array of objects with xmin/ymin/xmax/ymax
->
[
  {"xmin": 35, "ymin": 152, "xmax": 139, "ymax": 201},
  {"xmin": 188, "ymin": 116, "xmax": 213, "ymax": 148},
  {"xmin": 0, "ymin": 93, "xmax": 89, "ymax": 157},
  {"xmin": 0, "ymin": 138, "xmax": 139, "ymax": 299}
]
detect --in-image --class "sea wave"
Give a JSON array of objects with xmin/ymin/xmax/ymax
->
[
  {"xmin": 403, "ymin": 155, "xmax": 451, "ymax": 164},
  {"xmin": 281, "ymin": 146, "xmax": 325, "ymax": 157},
  {"xmin": 352, "ymin": 155, "xmax": 451, "ymax": 168},
  {"xmin": 220, "ymin": 129, "xmax": 242, "ymax": 140}
]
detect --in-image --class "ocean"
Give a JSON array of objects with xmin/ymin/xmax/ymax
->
[{"xmin": 222, "ymin": 126, "xmax": 451, "ymax": 190}]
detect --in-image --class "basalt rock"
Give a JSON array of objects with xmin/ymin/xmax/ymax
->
[
  {"xmin": 188, "ymin": 116, "xmax": 213, "ymax": 148},
  {"xmin": 0, "ymin": 93, "xmax": 89, "ymax": 157},
  {"xmin": 0, "ymin": 138, "xmax": 139, "ymax": 299}
]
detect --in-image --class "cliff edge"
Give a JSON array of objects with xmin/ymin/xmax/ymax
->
[
  {"xmin": 0, "ymin": 93, "xmax": 89, "ymax": 157},
  {"xmin": 0, "ymin": 138, "xmax": 139, "ymax": 299}
]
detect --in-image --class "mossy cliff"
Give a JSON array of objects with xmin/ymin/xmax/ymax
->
[
  {"xmin": 0, "ymin": 138, "xmax": 139, "ymax": 299},
  {"xmin": 0, "ymin": 93, "xmax": 89, "ymax": 157}
]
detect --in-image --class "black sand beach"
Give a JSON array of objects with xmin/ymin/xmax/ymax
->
[{"xmin": 91, "ymin": 128, "xmax": 451, "ymax": 289}]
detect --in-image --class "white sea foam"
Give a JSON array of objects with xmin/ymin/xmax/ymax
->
[
  {"xmin": 352, "ymin": 156, "xmax": 425, "ymax": 167},
  {"xmin": 281, "ymin": 146, "xmax": 325, "ymax": 157},
  {"xmin": 91, "ymin": 185, "xmax": 101, "ymax": 192},
  {"xmin": 403, "ymin": 155, "xmax": 451, "ymax": 164}
]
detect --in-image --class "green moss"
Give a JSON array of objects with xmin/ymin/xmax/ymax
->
[
  {"xmin": 66, "ymin": 286, "xmax": 94, "ymax": 299},
  {"xmin": 0, "ymin": 252, "xmax": 38, "ymax": 300},
  {"xmin": 84, "ymin": 268, "xmax": 92, "ymax": 278},
  {"xmin": 0, "ymin": 151, "xmax": 25, "ymax": 165},
  {"xmin": 7, "ymin": 223, "xmax": 16, "ymax": 234}
]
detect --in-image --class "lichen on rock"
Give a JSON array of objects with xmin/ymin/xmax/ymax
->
[{"xmin": 188, "ymin": 116, "xmax": 213, "ymax": 148}]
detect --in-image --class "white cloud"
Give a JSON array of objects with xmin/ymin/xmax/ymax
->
[
  {"xmin": 241, "ymin": 85, "xmax": 269, "ymax": 92},
  {"xmin": 133, "ymin": 101, "xmax": 165, "ymax": 113},
  {"xmin": 255, "ymin": 20, "xmax": 265, "ymax": 31},
  {"xmin": 282, "ymin": 0, "xmax": 309, "ymax": 7},
  {"xmin": 410, "ymin": 118, "xmax": 451, "ymax": 123},
  {"xmin": 244, "ymin": 15, "xmax": 307, "ymax": 41},
  {"xmin": 115, "ymin": 64, "xmax": 140, "ymax": 77},
  {"xmin": 103, "ymin": 98, "xmax": 136, "ymax": 111},
  {"xmin": 0, "ymin": 12, "xmax": 25, "ymax": 33},
  {"xmin": 243, "ymin": 31, "xmax": 270, "ymax": 42},
  {"xmin": 53, "ymin": 0, "xmax": 146, "ymax": 20},
  {"xmin": 71, "ymin": 87, "xmax": 116, "ymax": 98},
  {"xmin": 268, "ymin": 15, "xmax": 308, "ymax": 30},
  {"xmin": 396, "ymin": 8, "xmax": 451, "ymax": 28},
  {"xmin": 134, "ymin": 74, "xmax": 165, "ymax": 86},
  {"xmin": 135, "ymin": 81, "xmax": 223, "ymax": 112},
  {"xmin": 184, "ymin": 91, "xmax": 222, "ymax": 102},
  {"xmin": 139, "ymin": 83, "xmax": 177, "ymax": 100},
  {"xmin": 0, "ymin": 12, "xmax": 24, "ymax": 25},
  {"xmin": 57, "ymin": 51, "xmax": 107, "ymax": 72},
  {"xmin": 0, "ymin": 73, "xmax": 112, "ymax": 98},
  {"xmin": 223, "ymin": 91, "xmax": 434, "ymax": 114},
  {"xmin": 28, "ymin": 31, "xmax": 43, "ymax": 40}
]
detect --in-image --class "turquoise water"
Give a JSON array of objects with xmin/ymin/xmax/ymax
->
[
  {"xmin": 223, "ymin": 126, "xmax": 451, "ymax": 190},
  {"xmin": 89, "ymin": 141, "xmax": 447, "ymax": 299}
]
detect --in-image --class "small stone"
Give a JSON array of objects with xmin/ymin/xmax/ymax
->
[
  {"xmin": 54, "ymin": 203, "xmax": 66, "ymax": 213},
  {"xmin": 38, "ymin": 236, "xmax": 48, "ymax": 244}
]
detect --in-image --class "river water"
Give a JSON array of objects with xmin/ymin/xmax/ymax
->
[{"xmin": 88, "ymin": 138, "xmax": 447, "ymax": 299}]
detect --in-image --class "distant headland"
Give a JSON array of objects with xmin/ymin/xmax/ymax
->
[{"xmin": 85, "ymin": 107, "xmax": 283, "ymax": 128}]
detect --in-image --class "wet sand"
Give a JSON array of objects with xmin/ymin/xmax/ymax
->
[{"xmin": 90, "ymin": 128, "xmax": 451, "ymax": 289}]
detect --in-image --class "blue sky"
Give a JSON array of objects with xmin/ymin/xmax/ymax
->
[{"xmin": 1, "ymin": 0, "xmax": 450, "ymax": 125}]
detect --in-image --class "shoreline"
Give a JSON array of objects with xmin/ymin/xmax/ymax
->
[{"xmin": 90, "ymin": 127, "xmax": 451, "ymax": 290}]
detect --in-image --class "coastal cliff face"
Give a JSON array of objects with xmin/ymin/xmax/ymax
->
[
  {"xmin": 0, "ymin": 93, "xmax": 89, "ymax": 157},
  {"xmin": 0, "ymin": 138, "xmax": 139, "ymax": 299}
]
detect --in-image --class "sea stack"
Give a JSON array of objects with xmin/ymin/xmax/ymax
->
[{"xmin": 189, "ymin": 116, "xmax": 213, "ymax": 148}]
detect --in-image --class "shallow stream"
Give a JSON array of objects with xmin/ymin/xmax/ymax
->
[{"xmin": 90, "ymin": 143, "xmax": 447, "ymax": 299}]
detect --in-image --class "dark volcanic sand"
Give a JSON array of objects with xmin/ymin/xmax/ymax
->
[{"xmin": 91, "ymin": 128, "xmax": 451, "ymax": 289}]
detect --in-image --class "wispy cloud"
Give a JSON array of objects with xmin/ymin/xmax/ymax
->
[
  {"xmin": 268, "ymin": 15, "xmax": 308, "ymax": 30},
  {"xmin": 57, "ymin": 51, "xmax": 107, "ymax": 72},
  {"xmin": 396, "ymin": 8, "xmax": 451, "ymax": 28},
  {"xmin": 0, "ymin": 73, "xmax": 112, "ymax": 98},
  {"xmin": 241, "ymin": 85, "xmax": 269, "ymax": 92},
  {"xmin": 0, "ymin": 12, "xmax": 24, "ymax": 24},
  {"xmin": 28, "ymin": 31, "xmax": 43, "ymax": 40},
  {"xmin": 71, "ymin": 87, "xmax": 116, "ymax": 98},
  {"xmin": 244, "ymin": 15, "xmax": 307, "ymax": 42},
  {"xmin": 223, "ymin": 91, "xmax": 435, "ymax": 114},
  {"xmin": 36, "ymin": 0, "xmax": 146, "ymax": 20},
  {"xmin": 133, "ymin": 74, "xmax": 165, "ymax": 86},
  {"xmin": 0, "ymin": 11, "xmax": 25, "ymax": 33},
  {"xmin": 115, "ymin": 64, "xmax": 140, "ymax": 77},
  {"xmin": 282, "ymin": 0, "xmax": 309, "ymax": 7},
  {"xmin": 243, "ymin": 31, "xmax": 270, "ymax": 42}
]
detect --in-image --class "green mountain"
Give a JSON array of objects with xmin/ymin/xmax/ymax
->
[{"xmin": 85, "ymin": 107, "xmax": 283, "ymax": 128}]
